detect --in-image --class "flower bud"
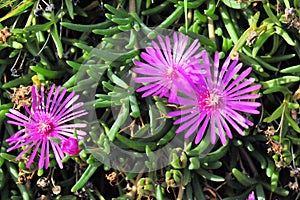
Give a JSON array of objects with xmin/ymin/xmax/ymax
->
[
  {"xmin": 246, "ymin": 191, "xmax": 256, "ymax": 200},
  {"xmin": 61, "ymin": 138, "xmax": 81, "ymax": 156}
]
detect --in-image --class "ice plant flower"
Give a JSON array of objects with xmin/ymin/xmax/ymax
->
[
  {"xmin": 5, "ymin": 84, "xmax": 88, "ymax": 169},
  {"xmin": 133, "ymin": 32, "xmax": 209, "ymax": 101},
  {"xmin": 61, "ymin": 138, "xmax": 81, "ymax": 156},
  {"xmin": 168, "ymin": 52, "xmax": 261, "ymax": 145},
  {"xmin": 246, "ymin": 191, "xmax": 256, "ymax": 200}
]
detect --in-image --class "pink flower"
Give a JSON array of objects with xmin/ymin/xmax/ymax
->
[
  {"xmin": 168, "ymin": 52, "xmax": 261, "ymax": 145},
  {"xmin": 246, "ymin": 191, "xmax": 256, "ymax": 200},
  {"xmin": 5, "ymin": 84, "xmax": 88, "ymax": 169},
  {"xmin": 61, "ymin": 138, "xmax": 81, "ymax": 155},
  {"xmin": 133, "ymin": 32, "xmax": 209, "ymax": 101}
]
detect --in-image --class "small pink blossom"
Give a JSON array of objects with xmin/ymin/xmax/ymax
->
[
  {"xmin": 168, "ymin": 52, "xmax": 261, "ymax": 145},
  {"xmin": 133, "ymin": 32, "xmax": 209, "ymax": 101},
  {"xmin": 246, "ymin": 191, "xmax": 256, "ymax": 200},
  {"xmin": 61, "ymin": 138, "xmax": 81, "ymax": 155},
  {"xmin": 6, "ymin": 84, "xmax": 88, "ymax": 169}
]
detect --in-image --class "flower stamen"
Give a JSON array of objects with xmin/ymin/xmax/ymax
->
[{"xmin": 37, "ymin": 120, "xmax": 53, "ymax": 136}]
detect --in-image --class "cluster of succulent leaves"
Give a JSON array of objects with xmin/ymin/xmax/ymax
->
[{"xmin": 1, "ymin": 0, "xmax": 300, "ymax": 199}]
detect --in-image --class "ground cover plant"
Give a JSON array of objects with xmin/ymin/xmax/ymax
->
[{"xmin": 1, "ymin": 0, "xmax": 300, "ymax": 199}]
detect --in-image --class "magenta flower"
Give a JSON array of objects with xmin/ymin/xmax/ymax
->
[
  {"xmin": 246, "ymin": 191, "xmax": 256, "ymax": 200},
  {"xmin": 168, "ymin": 52, "xmax": 261, "ymax": 145},
  {"xmin": 5, "ymin": 84, "xmax": 88, "ymax": 169},
  {"xmin": 133, "ymin": 32, "xmax": 209, "ymax": 101},
  {"xmin": 61, "ymin": 138, "xmax": 81, "ymax": 156}
]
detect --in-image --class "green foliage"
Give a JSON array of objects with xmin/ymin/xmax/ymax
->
[{"xmin": 1, "ymin": 0, "xmax": 300, "ymax": 199}]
